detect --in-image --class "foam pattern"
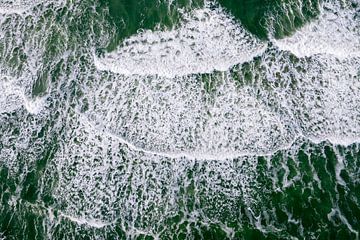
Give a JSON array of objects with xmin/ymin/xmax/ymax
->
[
  {"xmin": 0, "ymin": 75, "xmax": 46, "ymax": 114},
  {"xmin": 86, "ymin": 49, "xmax": 360, "ymax": 160},
  {"xmin": 274, "ymin": 1, "xmax": 360, "ymax": 58},
  {"xmin": 0, "ymin": 0, "xmax": 70, "ymax": 115},
  {"xmin": 88, "ymin": 1, "xmax": 360, "ymax": 159},
  {"xmin": 94, "ymin": 4, "xmax": 266, "ymax": 78},
  {"xmin": 51, "ymin": 114, "xmax": 258, "ymax": 235},
  {"xmin": 0, "ymin": 0, "xmax": 46, "ymax": 14},
  {"xmin": 0, "ymin": 0, "xmax": 360, "ymax": 239}
]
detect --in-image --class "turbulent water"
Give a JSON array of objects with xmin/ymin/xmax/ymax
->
[{"xmin": 0, "ymin": 0, "xmax": 359, "ymax": 239}]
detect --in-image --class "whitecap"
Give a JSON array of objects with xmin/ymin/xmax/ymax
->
[
  {"xmin": 274, "ymin": 1, "xmax": 360, "ymax": 59},
  {"xmin": 94, "ymin": 5, "xmax": 266, "ymax": 78},
  {"xmin": 0, "ymin": 75, "xmax": 46, "ymax": 114}
]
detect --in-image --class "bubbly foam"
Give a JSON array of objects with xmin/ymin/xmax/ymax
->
[
  {"xmin": 85, "ymin": 49, "xmax": 360, "ymax": 159},
  {"xmin": 84, "ymin": 1, "xmax": 360, "ymax": 159},
  {"xmin": 1, "ymin": 0, "xmax": 360, "ymax": 238},
  {"xmin": 0, "ymin": 0, "xmax": 260, "ymax": 238},
  {"xmin": 52, "ymin": 114, "xmax": 259, "ymax": 231},
  {"xmin": 94, "ymin": 5, "xmax": 266, "ymax": 78},
  {"xmin": 0, "ymin": 75, "xmax": 46, "ymax": 114},
  {"xmin": 274, "ymin": 1, "xmax": 360, "ymax": 59},
  {"xmin": 59, "ymin": 212, "xmax": 116, "ymax": 228},
  {"xmin": 0, "ymin": 0, "xmax": 44, "ymax": 14}
]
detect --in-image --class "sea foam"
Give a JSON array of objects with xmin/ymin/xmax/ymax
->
[{"xmin": 94, "ymin": 5, "xmax": 266, "ymax": 78}]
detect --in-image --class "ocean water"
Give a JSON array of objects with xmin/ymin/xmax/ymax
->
[{"xmin": 0, "ymin": 0, "xmax": 359, "ymax": 239}]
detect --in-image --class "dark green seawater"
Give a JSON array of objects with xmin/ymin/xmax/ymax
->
[
  {"xmin": 0, "ymin": 0, "xmax": 360, "ymax": 239},
  {"xmin": 102, "ymin": 0, "xmax": 204, "ymax": 51}
]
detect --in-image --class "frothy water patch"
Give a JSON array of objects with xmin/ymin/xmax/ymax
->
[
  {"xmin": 52, "ymin": 113, "xmax": 259, "ymax": 232},
  {"xmin": 274, "ymin": 1, "xmax": 360, "ymax": 58},
  {"xmin": 0, "ymin": 0, "xmax": 45, "ymax": 14},
  {"xmin": 0, "ymin": 0, "xmax": 360, "ymax": 238},
  {"xmin": 94, "ymin": 5, "xmax": 266, "ymax": 78},
  {"xmin": 78, "ymin": 89, "xmax": 296, "ymax": 160},
  {"xmin": 81, "ymin": 72, "xmax": 296, "ymax": 158},
  {"xmin": 89, "ymin": 1, "xmax": 360, "ymax": 159},
  {"xmin": 86, "ymin": 47, "xmax": 360, "ymax": 158},
  {"xmin": 0, "ymin": 75, "xmax": 46, "ymax": 114}
]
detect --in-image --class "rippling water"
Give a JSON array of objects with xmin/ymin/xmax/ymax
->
[{"xmin": 0, "ymin": 0, "xmax": 359, "ymax": 239}]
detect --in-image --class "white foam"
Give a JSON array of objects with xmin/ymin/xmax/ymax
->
[
  {"xmin": 82, "ymin": 71, "xmax": 299, "ymax": 157},
  {"xmin": 87, "ymin": 1, "xmax": 360, "ymax": 160},
  {"xmin": 0, "ymin": 1, "xmax": 359, "ymax": 236},
  {"xmin": 51, "ymin": 116, "xmax": 259, "ymax": 233},
  {"xmin": 0, "ymin": 0, "xmax": 44, "ymax": 14},
  {"xmin": 59, "ymin": 212, "xmax": 116, "ymax": 228},
  {"xmin": 327, "ymin": 208, "xmax": 359, "ymax": 239},
  {"xmin": 85, "ymin": 45, "xmax": 360, "ymax": 159},
  {"xmin": 274, "ymin": 2, "xmax": 360, "ymax": 59},
  {"xmin": 0, "ymin": 75, "xmax": 46, "ymax": 114},
  {"xmin": 94, "ymin": 5, "xmax": 266, "ymax": 78},
  {"xmin": 78, "ymin": 111, "xmax": 300, "ymax": 160}
]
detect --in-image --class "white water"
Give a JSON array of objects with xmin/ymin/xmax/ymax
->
[
  {"xmin": 0, "ymin": 75, "xmax": 46, "ymax": 114},
  {"xmin": 90, "ymin": 1, "xmax": 360, "ymax": 159},
  {"xmin": 94, "ymin": 5, "xmax": 266, "ymax": 78},
  {"xmin": 0, "ymin": 0, "xmax": 45, "ymax": 14},
  {"xmin": 274, "ymin": 1, "xmax": 360, "ymax": 58},
  {"xmin": 0, "ymin": 0, "xmax": 359, "ymax": 237}
]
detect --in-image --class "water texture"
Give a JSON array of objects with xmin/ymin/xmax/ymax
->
[{"xmin": 0, "ymin": 0, "xmax": 359, "ymax": 239}]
